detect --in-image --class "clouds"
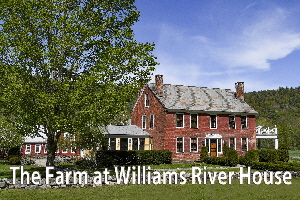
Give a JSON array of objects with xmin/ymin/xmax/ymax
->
[
  {"xmin": 215, "ymin": 7, "xmax": 300, "ymax": 70},
  {"xmin": 134, "ymin": 1, "xmax": 300, "ymax": 92}
]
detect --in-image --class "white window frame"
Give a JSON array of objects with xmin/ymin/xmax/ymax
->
[
  {"xmin": 241, "ymin": 137, "xmax": 248, "ymax": 152},
  {"xmin": 190, "ymin": 137, "xmax": 198, "ymax": 152},
  {"xmin": 62, "ymin": 148, "xmax": 68, "ymax": 153},
  {"xmin": 210, "ymin": 115, "xmax": 217, "ymax": 129},
  {"xmin": 229, "ymin": 115, "xmax": 236, "ymax": 129},
  {"xmin": 35, "ymin": 144, "xmax": 41, "ymax": 154},
  {"xmin": 190, "ymin": 113, "xmax": 198, "ymax": 129},
  {"xmin": 142, "ymin": 115, "xmax": 146, "ymax": 129},
  {"xmin": 176, "ymin": 137, "xmax": 184, "ymax": 153},
  {"xmin": 241, "ymin": 115, "xmax": 248, "ymax": 129},
  {"xmin": 229, "ymin": 137, "xmax": 236, "ymax": 150},
  {"xmin": 145, "ymin": 93, "xmax": 149, "ymax": 107},
  {"xmin": 176, "ymin": 113, "xmax": 184, "ymax": 128},
  {"xmin": 150, "ymin": 114, "xmax": 154, "ymax": 129},
  {"xmin": 25, "ymin": 144, "xmax": 31, "ymax": 154}
]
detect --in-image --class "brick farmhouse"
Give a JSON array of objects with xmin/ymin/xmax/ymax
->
[{"xmin": 131, "ymin": 75, "xmax": 258, "ymax": 162}]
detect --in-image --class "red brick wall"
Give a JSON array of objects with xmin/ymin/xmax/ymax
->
[
  {"xmin": 131, "ymin": 86, "xmax": 256, "ymax": 162},
  {"xmin": 131, "ymin": 86, "xmax": 166, "ymax": 150}
]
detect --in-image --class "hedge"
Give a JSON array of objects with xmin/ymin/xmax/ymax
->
[
  {"xmin": 202, "ymin": 149, "xmax": 238, "ymax": 167},
  {"xmin": 96, "ymin": 150, "xmax": 172, "ymax": 167},
  {"xmin": 200, "ymin": 146, "xmax": 208, "ymax": 161}
]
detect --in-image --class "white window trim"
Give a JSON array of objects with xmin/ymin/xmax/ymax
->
[
  {"xmin": 229, "ymin": 115, "xmax": 236, "ymax": 129},
  {"xmin": 190, "ymin": 137, "xmax": 198, "ymax": 152},
  {"xmin": 176, "ymin": 137, "xmax": 184, "ymax": 153},
  {"xmin": 150, "ymin": 114, "xmax": 154, "ymax": 129},
  {"xmin": 25, "ymin": 144, "xmax": 31, "ymax": 154},
  {"xmin": 71, "ymin": 147, "xmax": 76, "ymax": 153},
  {"xmin": 241, "ymin": 137, "xmax": 248, "ymax": 152},
  {"xmin": 35, "ymin": 144, "xmax": 41, "ymax": 154},
  {"xmin": 62, "ymin": 148, "xmax": 68, "ymax": 153},
  {"xmin": 176, "ymin": 113, "xmax": 184, "ymax": 128},
  {"xmin": 241, "ymin": 115, "xmax": 248, "ymax": 129},
  {"xmin": 229, "ymin": 137, "xmax": 236, "ymax": 150},
  {"xmin": 145, "ymin": 93, "xmax": 149, "ymax": 107},
  {"xmin": 190, "ymin": 113, "xmax": 198, "ymax": 129},
  {"xmin": 142, "ymin": 115, "xmax": 146, "ymax": 129},
  {"xmin": 210, "ymin": 115, "xmax": 217, "ymax": 129}
]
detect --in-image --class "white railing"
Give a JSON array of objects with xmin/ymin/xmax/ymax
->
[{"xmin": 256, "ymin": 126, "xmax": 277, "ymax": 135}]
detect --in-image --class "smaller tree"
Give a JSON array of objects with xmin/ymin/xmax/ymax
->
[{"xmin": 0, "ymin": 116, "xmax": 23, "ymax": 150}]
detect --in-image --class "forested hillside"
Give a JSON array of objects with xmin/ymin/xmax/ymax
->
[{"xmin": 245, "ymin": 87, "xmax": 300, "ymax": 149}]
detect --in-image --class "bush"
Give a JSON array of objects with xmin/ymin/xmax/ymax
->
[
  {"xmin": 9, "ymin": 156, "xmax": 21, "ymax": 165},
  {"xmin": 227, "ymin": 150, "xmax": 239, "ymax": 167},
  {"xmin": 222, "ymin": 146, "xmax": 231, "ymax": 157},
  {"xmin": 244, "ymin": 149, "xmax": 259, "ymax": 166},
  {"xmin": 7, "ymin": 147, "xmax": 20, "ymax": 160},
  {"xmin": 200, "ymin": 146, "xmax": 208, "ymax": 162},
  {"xmin": 259, "ymin": 149, "xmax": 279, "ymax": 163},
  {"xmin": 278, "ymin": 148, "xmax": 289, "ymax": 162},
  {"xmin": 96, "ymin": 150, "xmax": 172, "ymax": 167}
]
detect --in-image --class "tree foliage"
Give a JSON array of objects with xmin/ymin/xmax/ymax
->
[
  {"xmin": 0, "ymin": 0, "xmax": 157, "ymax": 165},
  {"xmin": 245, "ymin": 87, "xmax": 300, "ymax": 149}
]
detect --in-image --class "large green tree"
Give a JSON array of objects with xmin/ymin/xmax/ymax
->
[{"xmin": 0, "ymin": 0, "xmax": 157, "ymax": 165}]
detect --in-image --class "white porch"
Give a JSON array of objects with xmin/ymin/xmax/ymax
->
[{"xmin": 256, "ymin": 126, "xmax": 278, "ymax": 149}]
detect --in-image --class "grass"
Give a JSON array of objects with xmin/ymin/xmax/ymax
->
[{"xmin": 0, "ymin": 179, "xmax": 299, "ymax": 200}]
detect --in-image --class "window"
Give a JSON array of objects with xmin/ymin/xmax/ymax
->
[
  {"xmin": 190, "ymin": 137, "xmax": 198, "ymax": 152},
  {"xmin": 176, "ymin": 113, "xmax": 184, "ymax": 128},
  {"xmin": 62, "ymin": 148, "xmax": 68, "ymax": 153},
  {"xmin": 71, "ymin": 147, "xmax": 76, "ymax": 153},
  {"xmin": 241, "ymin": 137, "xmax": 248, "ymax": 152},
  {"xmin": 139, "ymin": 138, "xmax": 145, "ymax": 150},
  {"xmin": 210, "ymin": 115, "xmax": 217, "ymax": 129},
  {"xmin": 217, "ymin": 139, "xmax": 222, "ymax": 153},
  {"xmin": 150, "ymin": 114, "xmax": 154, "ymax": 129},
  {"xmin": 110, "ymin": 138, "xmax": 116, "ymax": 150},
  {"xmin": 190, "ymin": 114, "xmax": 198, "ymax": 128},
  {"xmin": 120, "ymin": 138, "xmax": 128, "ymax": 150},
  {"xmin": 176, "ymin": 137, "xmax": 184, "ymax": 153},
  {"xmin": 145, "ymin": 93, "xmax": 149, "ymax": 107},
  {"xmin": 241, "ymin": 116, "xmax": 247, "ymax": 129},
  {"xmin": 25, "ymin": 144, "xmax": 31, "ymax": 154},
  {"xmin": 142, "ymin": 115, "xmax": 146, "ymax": 129},
  {"xmin": 35, "ymin": 144, "xmax": 41, "ymax": 154},
  {"xmin": 132, "ymin": 138, "xmax": 138, "ymax": 150},
  {"xmin": 44, "ymin": 144, "xmax": 47, "ymax": 154},
  {"xmin": 229, "ymin": 137, "xmax": 236, "ymax": 150},
  {"xmin": 229, "ymin": 115, "xmax": 235, "ymax": 129}
]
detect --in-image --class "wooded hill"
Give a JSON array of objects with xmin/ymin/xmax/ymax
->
[{"xmin": 245, "ymin": 87, "xmax": 300, "ymax": 150}]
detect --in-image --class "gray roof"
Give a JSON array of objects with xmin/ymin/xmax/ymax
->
[
  {"xmin": 148, "ymin": 83, "xmax": 257, "ymax": 114},
  {"xmin": 105, "ymin": 125, "xmax": 150, "ymax": 136},
  {"xmin": 24, "ymin": 132, "xmax": 47, "ymax": 143}
]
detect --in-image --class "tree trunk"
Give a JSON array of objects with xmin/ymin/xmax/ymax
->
[{"xmin": 46, "ymin": 134, "xmax": 57, "ymax": 166}]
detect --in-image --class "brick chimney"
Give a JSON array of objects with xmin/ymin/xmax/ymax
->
[
  {"xmin": 155, "ymin": 75, "xmax": 164, "ymax": 96},
  {"xmin": 235, "ymin": 82, "xmax": 244, "ymax": 101}
]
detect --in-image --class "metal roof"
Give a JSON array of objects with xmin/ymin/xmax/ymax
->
[
  {"xmin": 105, "ymin": 125, "xmax": 150, "ymax": 136},
  {"xmin": 149, "ymin": 83, "xmax": 257, "ymax": 114}
]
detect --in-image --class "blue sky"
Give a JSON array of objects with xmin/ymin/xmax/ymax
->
[{"xmin": 133, "ymin": 0, "xmax": 300, "ymax": 92}]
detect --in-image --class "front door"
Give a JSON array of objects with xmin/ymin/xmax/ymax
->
[{"xmin": 210, "ymin": 139, "xmax": 217, "ymax": 157}]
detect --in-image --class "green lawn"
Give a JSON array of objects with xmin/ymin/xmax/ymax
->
[{"xmin": 0, "ymin": 179, "xmax": 299, "ymax": 200}]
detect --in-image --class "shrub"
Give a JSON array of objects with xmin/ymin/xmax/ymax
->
[
  {"xmin": 96, "ymin": 150, "xmax": 172, "ymax": 167},
  {"xmin": 244, "ymin": 149, "xmax": 259, "ymax": 166},
  {"xmin": 278, "ymin": 148, "xmax": 289, "ymax": 162},
  {"xmin": 259, "ymin": 149, "xmax": 279, "ymax": 163},
  {"xmin": 9, "ymin": 156, "xmax": 21, "ymax": 165},
  {"xmin": 200, "ymin": 146, "xmax": 208, "ymax": 162},
  {"xmin": 227, "ymin": 150, "xmax": 239, "ymax": 167},
  {"xmin": 7, "ymin": 147, "xmax": 20, "ymax": 160},
  {"xmin": 222, "ymin": 146, "xmax": 231, "ymax": 157}
]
